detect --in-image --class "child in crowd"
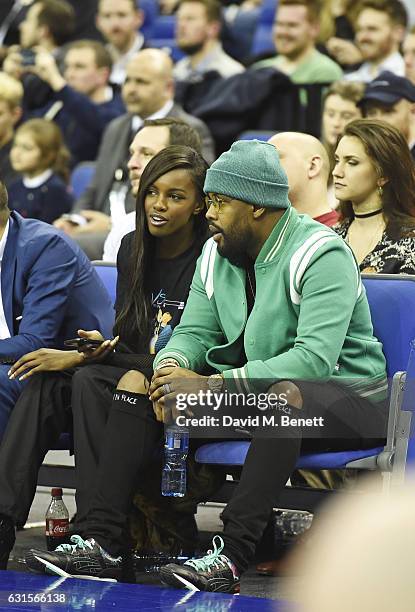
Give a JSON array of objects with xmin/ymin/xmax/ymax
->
[{"xmin": 7, "ymin": 119, "xmax": 73, "ymax": 224}]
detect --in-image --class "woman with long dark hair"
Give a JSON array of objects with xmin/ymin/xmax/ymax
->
[
  {"xmin": 333, "ymin": 119, "xmax": 415, "ymax": 273},
  {"xmin": 0, "ymin": 146, "xmax": 209, "ymax": 574}
]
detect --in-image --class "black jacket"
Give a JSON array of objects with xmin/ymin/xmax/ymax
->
[{"xmin": 175, "ymin": 68, "xmax": 300, "ymax": 154}]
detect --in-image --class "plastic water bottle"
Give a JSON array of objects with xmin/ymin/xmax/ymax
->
[
  {"xmin": 274, "ymin": 509, "xmax": 313, "ymax": 542},
  {"xmin": 161, "ymin": 427, "xmax": 189, "ymax": 497}
]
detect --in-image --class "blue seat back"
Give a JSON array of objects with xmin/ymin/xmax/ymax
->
[
  {"xmin": 361, "ymin": 275, "xmax": 415, "ymax": 376},
  {"xmin": 70, "ymin": 162, "xmax": 96, "ymax": 200},
  {"xmin": 151, "ymin": 15, "xmax": 176, "ymax": 38},
  {"xmin": 92, "ymin": 262, "xmax": 117, "ymax": 306},
  {"xmin": 260, "ymin": 0, "xmax": 278, "ymax": 24},
  {"xmin": 238, "ymin": 130, "xmax": 276, "ymax": 142},
  {"xmin": 140, "ymin": 0, "xmax": 159, "ymax": 37},
  {"xmin": 251, "ymin": 24, "xmax": 274, "ymax": 56}
]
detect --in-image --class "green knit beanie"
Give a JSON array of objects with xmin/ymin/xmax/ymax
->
[{"xmin": 204, "ymin": 140, "xmax": 291, "ymax": 209}]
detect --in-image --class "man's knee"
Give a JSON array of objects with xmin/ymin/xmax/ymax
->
[
  {"xmin": 117, "ymin": 370, "xmax": 149, "ymax": 395},
  {"xmin": 268, "ymin": 380, "xmax": 303, "ymax": 410}
]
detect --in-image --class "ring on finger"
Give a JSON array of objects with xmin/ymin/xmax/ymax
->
[{"xmin": 163, "ymin": 382, "xmax": 172, "ymax": 394}]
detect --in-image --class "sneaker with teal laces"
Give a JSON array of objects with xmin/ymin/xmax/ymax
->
[
  {"xmin": 159, "ymin": 535, "xmax": 240, "ymax": 593},
  {"xmin": 25, "ymin": 534, "xmax": 131, "ymax": 581}
]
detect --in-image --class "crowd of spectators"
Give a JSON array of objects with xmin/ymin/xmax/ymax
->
[{"xmin": 0, "ymin": 0, "xmax": 415, "ymax": 598}]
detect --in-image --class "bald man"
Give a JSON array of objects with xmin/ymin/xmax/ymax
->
[
  {"xmin": 268, "ymin": 132, "xmax": 338, "ymax": 227},
  {"xmin": 54, "ymin": 48, "xmax": 215, "ymax": 259}
]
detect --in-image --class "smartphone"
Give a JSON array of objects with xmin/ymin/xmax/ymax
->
[
  {"xmin": 64, "ymin": 338, "xmax": 104, "ymax": 349},
  {"xmin": 20, "ymin": 48, "xmax": 36, "ymax": 67}
]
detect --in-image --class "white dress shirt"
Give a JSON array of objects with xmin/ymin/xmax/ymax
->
[
  {"xmin": 0, "ymin": 220, "xmax": 11, "ymax": 340},
  {"xmin": 103, "ymin": 211, "xmax": 136, "ymax": 262},
  {"xmin": 345, "ymin": 52, "xmax": 405, "ymax": 82},
  {"xmin": 108, "ymin": 33, "xmax": 145, "ymax": 86}
]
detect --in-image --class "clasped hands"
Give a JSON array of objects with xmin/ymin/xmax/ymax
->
[{"xmin": 149, "ymin": 367, "xmax": 208, "ymax": 423}]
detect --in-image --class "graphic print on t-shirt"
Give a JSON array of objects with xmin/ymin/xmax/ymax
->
[{"xmin": 149, "ymin": 289, "xmax": 185, "ymax": 354}]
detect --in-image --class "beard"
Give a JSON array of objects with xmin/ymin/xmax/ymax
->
[
  {"xmin": 215, "ymin": 225, "xmax": 253, "ymax": 268},
  {"xmin": 177, "ymin": 41, "xmax": 205, "ymax": 56}
]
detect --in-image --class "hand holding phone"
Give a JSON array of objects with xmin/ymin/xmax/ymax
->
[{"xmin": 64, "ymin": 331, "xmax": 120, "ymax": 363}]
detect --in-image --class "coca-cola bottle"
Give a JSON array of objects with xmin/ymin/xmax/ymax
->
[{"xmin": 45, "ymin": 488, "xmax": 70, "ymax": 551}]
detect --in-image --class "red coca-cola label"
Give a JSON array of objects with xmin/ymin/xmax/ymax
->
[{"xmin": 46, "ymin": 519, "xmax": 69, "ymax": 537}]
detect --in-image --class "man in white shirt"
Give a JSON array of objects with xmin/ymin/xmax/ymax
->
[
  {"xmin": 96, "ymin": 0, "xmax": 145, "ymax": 87},
  {"xmin": 174, "ymin": 0, "xmax": 244, "ymax": 81},
  {"xmin": 345, "ymin": 0, "xmax": 407, "ymax": 82}
]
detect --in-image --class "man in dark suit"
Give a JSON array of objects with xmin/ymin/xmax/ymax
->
[
  {"xmin": 53, "ymin": 48, "xmax": 215, "ymax": 259},
  {"xmin": 0, "ymin": 181, "xmax": 114, "ymax": 439}
]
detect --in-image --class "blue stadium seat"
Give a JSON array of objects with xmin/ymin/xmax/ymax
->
[
  {"xmin": 195, "ymin": 275, "xmax": 415, "ymax": 486},
  {"xmin": 92, "ymin": 261, "xmax": 117, "ymax": 306},
  {"xmin": 70, "ymin": 162, "xmax": 96, "ymax": 200},
  {"xmin": 260, "ymin": 0, "xmax": 278, "ymax": 24},
  {"xmin": 139, "ymin": 0, "xmax": 159, "ymax": 38},
  {"xmin": 238, "ymin": 130, "xmax": 276, "ymax": 142},
  {"xmin": 223, "ymin": 8, "xmax": 260, "ymax": 61},
  {"xmin": 251, "ymin": 24, "xmax": 275, "ymax": 56},
  {"xmin": 151, "ymin": 15, "xmax": 176, "ymax": 38}
]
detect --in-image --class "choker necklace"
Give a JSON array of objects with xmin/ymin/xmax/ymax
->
[{"xmin": 354, "ymin": 208, "xmax": 383, "ymax": 219}]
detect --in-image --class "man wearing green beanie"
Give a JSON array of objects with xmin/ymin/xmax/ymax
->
[{"xmin": 150, "ymin": 139, "xmax": 387, "ymax": 593}]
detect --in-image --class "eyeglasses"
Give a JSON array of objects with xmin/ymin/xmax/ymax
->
[{"xmin": 205, "ymin": 194, "xmax": 229, "ymax": 211}]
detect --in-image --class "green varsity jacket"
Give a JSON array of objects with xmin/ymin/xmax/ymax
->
[{"xmin": 154, "ymin": 207, "xmax": 387, "ymax": 399}]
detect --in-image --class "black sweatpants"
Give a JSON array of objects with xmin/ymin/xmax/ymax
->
[
  {"xmin": 220, "ymin": 380, "xmax": 387, "ymax": 571},
  {"xmin": 84, "ymin": 380, "xmax": 387, "ymax": 570},
  {"xmin": 0, "ymin": 364, "xmax": 128, "ymax": 528}
]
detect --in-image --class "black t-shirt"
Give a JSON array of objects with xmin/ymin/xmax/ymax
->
[
  {"xmin": 240, "ymin": 260, "xmax": 256, "ymax": 367},
  {"xmin": 110, "ymin": 232, "xmax": 201, "ymax": 362},
  {"xmin": 148, "ymin": 241, "xmax": 201, "ymax": 354}
]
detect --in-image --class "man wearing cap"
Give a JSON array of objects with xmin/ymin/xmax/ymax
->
[
  {"xmin": 360, "ymin": 71, "xmax": 415, "ymax": 159},
  {"xmin": 149, "ymin": 140, "xmax": 388, "ymax": 592}
]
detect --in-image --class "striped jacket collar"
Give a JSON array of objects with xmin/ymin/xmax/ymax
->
[{"xmin": 257, "ymin": 206, "xmax": 295, "ymax": 264}]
